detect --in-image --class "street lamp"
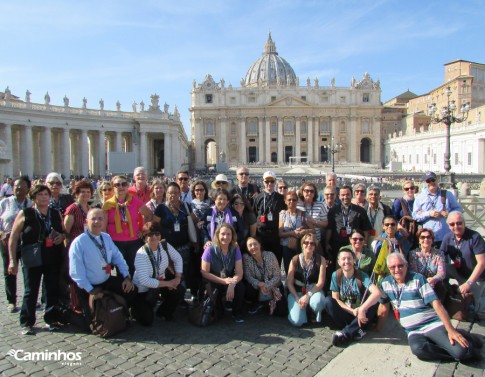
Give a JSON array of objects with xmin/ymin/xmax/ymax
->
[
  {"xmin": 326, "ymin": 136, "xmax": 342, "ymax": 173},
  {"xmin": 427, "ymin": 86, "xmax": 470, "ymax": 189}
]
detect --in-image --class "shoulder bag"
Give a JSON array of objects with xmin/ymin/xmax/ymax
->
[{"xmin": 20, "ymin": 208, "xmax": 43, "ymax": 268}]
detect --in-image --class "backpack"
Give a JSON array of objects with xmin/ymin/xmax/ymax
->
[
  {"xmin": 89, "ymin": 291, "xmax": 128, "ymax": 338},
  {"xmin": 189, "ymin": 282, "xmax": 219, "ymax": 327}
]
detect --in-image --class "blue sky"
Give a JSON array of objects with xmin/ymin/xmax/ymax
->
[{"xmin": 1, "ymin": 0, "xmax": 484, "ymax": 136}]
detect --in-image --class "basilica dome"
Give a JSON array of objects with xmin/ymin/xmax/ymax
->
[{"xmin": 244, "ymin": 33, "xmax": 297, "ymax": 88}]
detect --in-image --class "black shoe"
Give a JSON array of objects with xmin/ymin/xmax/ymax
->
[
  {"xmin": 21, "ymin": 326, "xmax": 35, "ymax": 336},
  {"xmin": 332, "ymin": 331, "xmax": 350, "ymax": 347},
  {"xmin": 248, "ymin": 303, "xmax": 263, "ymax": 315},
  {"xmin": 232, "ymin": 315, "xmax": 245, "ymax": 323}
]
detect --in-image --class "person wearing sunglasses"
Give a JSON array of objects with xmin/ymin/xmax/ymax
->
[
  {"xmin": 412, "ymin": 171, "xmax": 462, "ymax": 248},
  {"xmin": 392, "ymin": 180, "xmax": 418, "ymax": 252},
  {"xmin": 45, "ymin": 172, "xmax": 74, "ymax": 216},
  {"xmin": 364, "ymin": 186, "xmax": 392, "ymax": 247},
  {"xmin": 94, "ymin": 181, "xmax": 114, "ymax": 209},
  {"xmin": 254, "ymin": 171, "xmax": 287, "ymax": 266},
  {"xmin": 176, "ymin": 170, "xmax": 192, "ymax": 205},
  {"xmin": 408, "ymin": 228, "xmax": 447, "ymax": 301},
  {"xmin": 230, "ymin": 167, "xmax": 259, "ymax": 207},
  {"xmin": 298, "ymin": 182, "xmax": 327, "ymax": 250},
  {"xmin": 351, "ymin": 183, "xmax": 367, "ymax": 208},
  {"xmin": 440, "ymin": 211, "xmax": 485, "ymax": 319},
  {"xmin": 324, "ymin": 247, "xmax": 382, "ymax": 347},
  {"xmin": 287, "ymin": 233, "xmax": 326, "ymax": 327},
  {"xmin": 276, "ymin": 179, "xmax": 289, "ymax": 198},
  {"xmin": 380, "ymin": 252, "xmax": 480, "ymax": 362},
  {"xmin": 347, "ymin": 229, "xmax": 374, "ymax": 276},
  {"xmin": 230, "ymin": 194, "xmax": 256, "ymax": 253}
]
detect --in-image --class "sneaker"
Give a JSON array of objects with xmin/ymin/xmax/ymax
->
[
  {"xmin": 232, "ymin": 315, "xmax": 245, "ymax": 323},
  {"xmin": 7, "ymin": 303, "xmax": 17, "ymax": 313},
  {"xmin": 45, "ymin": 323, "xmax": 62, "ymax": 332},
  {"xmin": 354, "ymin": 329, "xmax": 366, "ymax": 340},
  {"xmin": 248, "ymin": 303, "xmax": 263, "ymax": 315},
  {"xmin": 332, "ymin": 331, "xmax": 350, "ymax": 347},
  {"xmin": 21, "ymin": 326, "xmax": 35, "ymax": 336}
]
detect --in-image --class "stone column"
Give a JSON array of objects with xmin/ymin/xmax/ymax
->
[
  {"xmin": 164, "ymin": 133, "xmax": 172, "ymax": 176},
  {"xmin": 295, "ymin": 118, "xmax": 301, "ymax": 157},
  {"xmin": 349, "ymin": 117, "xmax": 357, "ymax": 163},
  {"xmin": 81, "ymin": 129, "xmax": 89, "ymax": 177},
  {"xmin": 239, "ymin": 119, "xmax": 246, "ymax": 164},
  {"xmin": 277, "ymin": 118, "xmax": 283, "ymax": 164},
  {"xmin": 265, "ymin": 118, "xmax": 271, "ymax": 163},
  {"xmin": 307, "ymin": 118, "xmax": 313, "ymax": 164},
  {"xmin": 98, "ymin": 130, "xmax": 106, "ymax": 177},
  {"xmin": 373, "ymin": 117, "xmax": 381, "ymax": 166},
  {"xmin": 140, "ymin": 131, "xmax": 148, "ymax": 169},
  {"xmin": 4, "ymin": 124, "xmax": 12, "ymax": 177},
  {"xmin": 219, "ymin": 117, "xmax": 226, "ymax": 159},
  {"xmin": 43, "ymin": 127, "xmax": 52, "ymax": 175},
  {"xmin": 24, "ymin": 125, "xmax": 34, "ymax": 178},
  {"xmin": 258, "ymin": 117, "xmax": 264, "ymax": 162},
  {"xmin": 62, "ymin": 129, "xmax": 70, "ymax": 179},
  {"xmin": 314, "ymin": 117, "xmax": 319, "ymax": 162},
  {"xmin": 116, "ymin": 132, "xmax": 122, "ymax": 152}
]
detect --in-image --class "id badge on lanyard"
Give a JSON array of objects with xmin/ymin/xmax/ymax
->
[{"xmin": 174, "ymin": 222, "xmax": 180, "ymax": 232}]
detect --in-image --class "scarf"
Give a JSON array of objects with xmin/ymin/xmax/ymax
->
[
  {"xmin": 102, "ymin": 194, "xmax": 134, "ymax": 237},
  {"xmin": 210, "ymin": 206, "xmax": 234, "ymax": 240}
]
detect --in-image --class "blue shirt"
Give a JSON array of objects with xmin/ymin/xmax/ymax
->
[
  {"xmin": 69, "ymin": 231, "xmax": 130, "ymax": 293},
  {"xmin": 412, "ymin": 188, "xmax": 462, "ymax": 242}
]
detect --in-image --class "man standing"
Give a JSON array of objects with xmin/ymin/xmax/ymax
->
[
  {"xmin": 230, "ymin": 167, "xmax": 259, "ymax": 206},
  {"xmin": 69, "ymin": 208, "xmax": 136, "ymax": 331},
  {"xmin": 365, "ymin": 186, "xmax": 392, "ymax": 246},
  {"xmin": 326, "ymin": 185, "xmax": 372, "ymax": 267},
  {"xmin": 128, "ymin": 167, "xmax": 150, "ymax": 203},
  {"xmin": 441, "ymin": 211, "xmax": 485, "ymax": 319},
  {"xmin": 317, "ymin": 172, "xmax": 340, "ymax": 205},
  {"xmin": 0, "ymin": 177, "xmax": 14, "ymax": 198},
  {"xmin": 380, "ymin": 253, "xmax": 479, "ymax": 362},
  {"xmin": 413, "ymin": 171, "xmax": 462, "ymax": 247},
  {"xmin": 176, "ymin": 170, "xmax": 192, "ymax": 204},
  {"xmin": 253, "ymin": 171, "xmax": 286, "ymax": 265}
]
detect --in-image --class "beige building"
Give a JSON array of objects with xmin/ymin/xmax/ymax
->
[
  {"xmin": 189, "ymin": 34, "xmax": 384, "ymax": 169},
  {"xmin": 0, "ymin": 90, "xmax": 189, "ymax": 178}
]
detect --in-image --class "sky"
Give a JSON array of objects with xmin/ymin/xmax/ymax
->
[{"xmin": 1, "ymin": 0, "xmax": 485, "ymax": 136}]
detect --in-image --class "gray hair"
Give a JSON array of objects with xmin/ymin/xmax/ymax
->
[
  {"xmin": 46, "ymin": 172, "xmax": 63, "ymax": 187},
  {"xmin": 327, "ymin": 172, "xmax": 337, "ymax": 180},
  {"xmin": 133, "ymin": 166, "xmax": 146, "ymax": 175},
  {"xmin": 447, "ymin": 211, "xmax": 465, "ymax": 224},
  {"xmin": 353, "ymin": 183, "xmax": 366, "ymax": 192},
  {"xmin": 367, "ymin": 185, "xmax": 381, "ymax": 196},
  {"xmin": 386, "ymin": 252, "xmax": 408, "ymax": 267}
]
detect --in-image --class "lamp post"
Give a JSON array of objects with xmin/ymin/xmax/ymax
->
[
  {"xmin": 326, "ymin": 136, "xmax": 342, "ymax": 173},
  {"xmin": 427, "ymin": 86, "xmax": 470, "ymax": 190}
]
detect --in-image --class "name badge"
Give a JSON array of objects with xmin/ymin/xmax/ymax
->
[
  {"xmin": 174, "ymin": 222, "xmax": 181, "ymax": 232},
  {"xmin": 206, "ymin": 216, "xmax": 212, "ymax": 221},
  {"xmin": 267, "ymin": 213, "xmax": 273, "ymax": 221},
  {"xmin": 232, "ymin": 216, "xmax": 237, "ymax": 222},
  {"xmin": 110, "ymin": 266, "xmax": 117, "ymax": 277},
  {"xmin": 346, "ymin": 226, "xmax": 352, "ymax": 234}
]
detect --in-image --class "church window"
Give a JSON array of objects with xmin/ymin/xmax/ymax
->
[
  {"xmin": 248, "ymin": 121, "xmax": 257, "ymax": 136},
  {"xmin": 205, "ymin": 94, "xmax": 213, "ymax": 104},
  {"xmin": 362, "ymin": 120, "xmax": 370, "ymax": 134},
  {"xmin": 271, "ymin": 122, "xmax": 277, "ymax": 135},
  {"xmin": 300, "ymin": 121, "xmax": 307, "ymax": 134},
  {"xmin": 363, "ymin": 93, "xmax": 370, "ymax": 102},
  {"xmin": 205, "ymin": 121, "xmax": 215, "ymax": 136},
  {"xmin": 320, "ymin": 120, "xmax": 329, "ymax": 134},
  {"xmin": 284, "ymin": 120, "xmax": 294, "ymax": 136},
  {"xmin": 340, "ymin": 121, "xmax": 346, "ymax": 133}
]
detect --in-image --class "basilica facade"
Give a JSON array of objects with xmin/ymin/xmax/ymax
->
[
  {"xmin": 190, "ymin": 34, "xmax": 383, "ymax": 169},
  {"xmin": 0, "ymin": 91, "xmax": 189, "ymax": 179}
]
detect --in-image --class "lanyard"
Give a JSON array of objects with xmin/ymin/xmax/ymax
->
[
  {"xmin": 50, "ymin": 197, "xmax": 61, "ymax": 211},
  {"xmin": 285, "ymin": 211, "xmax": 297, "ymax": 230},
  {"xmin": 14, "ymin": 198, "xmax": 27, "ymax": 211},
  {"xmin": 35, "ymin": 208, "xmax": 51, "ymax": 234},
  {"xmin": 217, "ymin": 247, "xmax": 231, "ymax": 273},
  {"xmin": 368, "ymin": 206, "xmax": 379, "ymax": 227},
  {"xmin": 145, "ymin": 244, "xmax": 162, "ymax": 278},
  {"xmin": 118, "ymin": 201, "xmax": 128, "ymax": 222},
  {"xmin": 87, "ymin": 231, "xmax": 108, "ymax": 264},
  {"xmin": 263, "ymin": 192, "xmax": 274, "ymax": 215},
  {"xmin": 427, "ymin": 193, "xmax": 439, "ymax": 210},
  {"xmin": 341, "ymin": 205, "xmax": 351, "ymax": 227},
  {"xmin": 301, "ymin": 255, "xmax": 315, "ymax": 286},
  {"xmin": 392, "ymin": 281, "xmax": 405, "ymax": 310},
  {"xmin": 402, "ymin": 198, "xmax": 413, "ymax": 214},
  {"xmin": 342, "ymin": 276, "xmax": 355, "ymax": 297},
  {"xmin": 255, "ymin": 257, "xmax": 266, "ymax": 281}
]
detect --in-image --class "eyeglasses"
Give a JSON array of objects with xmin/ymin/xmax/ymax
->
[
  {"xmin": 278, "ymin": 186, "xmax": 287, "ymax": 190},
  {"xmin": 426, "ymin": 178, "xmax": 436, "ymax": 183},
  {"xmin": 324, "ymin": 193, "xmax": 335, "ymax": 196},
  {"xmin": 101, "ymin": 188, "xmax": 113, "ymax": 192},
  {"xmin": 384, "ymin": 223, "xmax": 397, "ymax": 227},
  {"xmin": 113, "ymin": 182, "xmax": 129, "ymax": 188},
  {"xmin": 351, "ymin": 237, "xmax": 364, "ymax": 242},
  {"xmin": 403, "ymin": 187, "xmax": 415, "ymax": 191},
  {"xmin": 216, "ymin": 181, "xmax": 227, "ymax": 185},
  {"xmin": 303, "ymin": 189, "xmax": 315, "ymax": 193},
  {"xmin": 448, "ymin": 221, "xmax": 463, "ymax": 227},
  {"xmin": 419, "ymin": 235, "xmax": 433, "ymax": 240},
  {"xmin": 303, "ymin": 241, "xmax": 315, "ymax": 246},
  {"xmin": 238, "ymin": 172, "xmax": 249, "ymax": 176},
  {"xmin": 146, "ymin": 231, "xmax": 161, "ymax": 237},
  {"xmin": 354, "ymin": 190, "xmax": 365, "ymax": 193},
  {"xmin": 177, "ymin": 177, "xmax": 189, "ymax": 181},
  {"xmin": 48, "ymin": 181, "xmax": 62, "ymax": 186},
  {"xmin": 287, "ymin": 198, "xmax": 298, "ymax": 202},
  {"xmin": 233, "ymin": 202, "xmax": 245, "ymax": 206},
  {"xmin": 194, "ymin": 188, "xmax": 205, "ymax": 192},
  {"xmin": 167, "ymin": 191, "xmax": 179, "ymax": 196},
  {"xmin": 388, "ymin": 264, "xmax": 405, "ymax": 270},
  {"xmin": 264, "ymin": 180, "xmax": 275, "ymax": 184}
]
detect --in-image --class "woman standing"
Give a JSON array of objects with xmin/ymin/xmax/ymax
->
[
  {"xmin": 201, "ymin": 224, "xmax": 245, "ymax": 323},
  {"xmin": 0, "ymin": 176, "xmax": 32, "ymax": 312},
  {"xmin": 132, "ymin": 222, "xmax": 184, "ymax": 326},
  {"xmin": 298, "ymin": 182, "xmax": 327, "ymax": 250},
  {"xmin": 46, "ymin": 172, "xmax": 74, "ymax": 216},
  {"xmin": 8, "ymin": 185, "xmax": 67, "ymax": 335},
  {"xmin": 190, "ymin": 180, "xmax": 212, "ymax": 222},
  {"xmin": 408, "ymin": 228, "xmax": 447, "ymax": 300},
  {"xmin": 287, "ymin": 233, "xmax": 326, "ymax": 327},
  {"xmin": 279, "ymin": 191, "xmax": 312, "ymax": 274},
  {"xmin": 243, "ymin": 237, "xmax": 286, "ymax": 316},
  {"xmin": 64, "ymin": 180, "xmax": 93, "ymax": 242},
  {"xmin": 351, "ymin": 183, "xmax": 368, "ymax": 208},
  {"xmin": 230, "ymin": 194, "xmax": 256, "ymax": 251},
  {"xmin": 94, "ymin": 181, "xmax": 114, "ymax": 209},
  {"xmin": 145, "ymin": 179, "xmax": 166, "ymax": 213},
  {"xmin": 347, "ymin": 229, "xmax": 374, "ymax": 275},
  {"xmin": 102, "ymin": 175, "xmax": 153, "ymax": 277}
]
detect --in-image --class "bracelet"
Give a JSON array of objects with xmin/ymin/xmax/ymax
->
[
  {"xmin": 307, "ymin": 291, "xmax": 313, "ymax": 297},
  {"xmin": 466, "ymin": 280, "xmax": 474, "ymax": 286}
]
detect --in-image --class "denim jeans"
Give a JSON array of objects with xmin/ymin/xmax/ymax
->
[{"xmin": 288, "ymin": 290, "xmax": 325, "ymax": 327}]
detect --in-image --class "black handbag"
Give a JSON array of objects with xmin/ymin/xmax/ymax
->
[
  {"xmin": 144, "ymin": 241, "xmax": 175, "ymax": 305},
  {"xmin": 21, "ymin": 242, "xmax": 43, "ymax": 268},
  {"xmin": 189, "ymin": 283, "xmax": 218, "ymax": 327}
]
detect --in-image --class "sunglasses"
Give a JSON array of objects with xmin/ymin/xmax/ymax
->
[
  {"xmin": 426, "ymin": 178, "xmax": 436, "ymax": 183},
  {"xmin": 303, "ymin": 189, "xmax": 315, "ymax": 193},
  {"xmin": 264, "ymin": 180, "xmax": 275, "ymax": 184},
  {"xmin": 384, "ymin": 223, "xmax": 396, "ymax": 227},
  {"xmin": 48, "ymin": 181, "xmax": 62, "ymax": 186},
  {"xmin": 178, "ymin": 177, "xmax": 189, "ymax": 181},
  {"xmin": 419, "ymin": 235, "xmax": 433, "ymax": 240},
  {"xmin": 113, "ymin": 182, "xmax": 129, "ymax": 188},
  {"xmin": 403, "ymin": 187, "xmax": 415, "ymax": 191},
  {"xmin": 351, "ymin": 237, "xmax": 364, "ymax": 242},
  {"xmin": 216, "ymin": 181, "xmax": 227, "ymax": 185},
  {"xmin": 101, "ymin": 188, "xmax": 113, "ymax": 192},
  {"xmin": 324, "ymin": 193, "xmax": 335, "ymax": 196},
  {"xmin": 388, "ymin": 264, "xmax": 405, "ymax": 270},
  {"xmin": 278, "ymin": 186, "xmax": 287, "ymax": 190},
  {"xmin": 303, "ymin": 241, "xmax": 315, "ymax": 246},
  {"xmin": 238, "ymin": 172, "xmax": 249, "ymax": 176},
  {"xmin": 146, "ymin": 231, "xmax": 161, "ymax": 237},
  {"xmin": 287, "ymin": 198, "xmax": 298, "ymax": 202},
  {"xmin": 354, "ymin": 190, "xmax": 365, "ymax": 193},
  {"xmin": 448, "ymin": 221, "xmax": 463, "ymax": 227}
]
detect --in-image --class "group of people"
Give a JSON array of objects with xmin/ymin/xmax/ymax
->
[{"xmin": 0, "ymin": 167, "xmax": 483, "ymax": 363}]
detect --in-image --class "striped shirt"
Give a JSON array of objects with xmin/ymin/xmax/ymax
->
[
  {"xmin": 297, "ymin": 201, "xmax": 327, "ymax": 241},
  {"xmin": 380, "ymin": 272, "xmax": 442, "ymax": 336}
]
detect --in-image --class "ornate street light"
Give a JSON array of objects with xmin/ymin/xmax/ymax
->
[
  {"xmin": 427, "ymin": 86, "xmax": 470, "ymax": 189},
  {"xmin": 326, "ymin": 136, "xmax": 342, "ymax": 173}
]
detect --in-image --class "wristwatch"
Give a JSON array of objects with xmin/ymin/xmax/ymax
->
[{"xmin": 466, "ymin": 280, "xmax": 474, "ymax": 287}]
